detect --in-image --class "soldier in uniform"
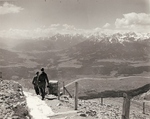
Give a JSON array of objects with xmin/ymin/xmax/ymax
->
[
  {"xmin": 38, "ymin": 68, "xmax": 49, "ymax": 100},
  {"xmin": 32, "ymin": 72, "xmax": 40, "ymax": 95}
]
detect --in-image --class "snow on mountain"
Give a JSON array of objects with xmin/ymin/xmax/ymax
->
[
  {"xmin": 88, "ymin": 32, "xmax": 150, "ymax": 43},
  {"xmin": 1, "ymin": 32, "xmax": 149, "ymax": 52}
]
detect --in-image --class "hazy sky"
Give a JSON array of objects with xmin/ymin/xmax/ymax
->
[{"xmin": 0, "ymin": 0, "xmax": 149, "ymax": 39}]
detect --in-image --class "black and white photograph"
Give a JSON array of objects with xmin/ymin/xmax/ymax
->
[{"xmin": 0, "ymin": 0, "xmax": 150, "ymax": 118}]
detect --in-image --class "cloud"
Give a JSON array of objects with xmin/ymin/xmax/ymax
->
[
  {"xmin": 0, "ymin": 27, "xmax": 56, "ymax": 39},
  {"xmin": 0, "ymin": 2, "xmax": 23, "ymax": 15},
  {"xmin": 63, "ymin": 24, "xmax": 76, "ymax": 30},
  {"xmin": 103, "ymin": 23, "xmax": 110, "ymax": 28},
  {"xmin": 0, "ymin": 24, "xmax": 125, "ymax": 39},
  {"xmin": 0, "ymin": 24, "xmax": 101, "ymax": 39},
  {"xmin": 0, "ymin": 24, "xmax": 77, "ymax": 39},
  {"xmin": 115, "ymin": 12, "xmax": 150, "ymax": 32},
  {"xmin": 0, "ymin": 23, "xmax": 148, "ymax": 39},
  {"xmin": 50, "ymin": 24, "xmax": 60, "ymax": 27}
]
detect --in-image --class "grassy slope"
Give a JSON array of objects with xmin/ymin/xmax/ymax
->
[{"xmin": 64, "ymin": 76, "xmax": 150, "ymax": 99}]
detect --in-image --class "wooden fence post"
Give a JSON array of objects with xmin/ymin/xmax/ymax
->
[
  {"xmin": 122, "ymin": 93, "xmax": 131, "ymax": 119},
  {"xmin": 101, "ymin": 98, "xmax": 103, "ymax": 105},
  {"xmin": 143, "ymin": 102, "xmax": 145, "ymax": 114},
  {"xmin": 57, "ymin": 82, "xmax": 60, "ymax": 100},
  {"xmin": 75, "ymin": 82, "xmax": 78, "ymax": 110},
  {"xmin": 0, "ymin": 72, "xmax": 2, "ymax": 78},
  {"xmin": 63, "ymin": 82, "xmax": 65, "ymax": 95}
]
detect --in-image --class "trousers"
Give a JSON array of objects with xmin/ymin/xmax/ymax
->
[
  {"xmin": 34, "ymin": 85, "xmax": 40, "ymax": 95},
  {"xmin": 39, "ymin": 83, "xmax": 46, "ymax": 100}
]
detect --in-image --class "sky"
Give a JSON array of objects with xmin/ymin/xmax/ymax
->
[{"xmin": 0, "ymin": 0, "xmax": 150, "ymax": 39}]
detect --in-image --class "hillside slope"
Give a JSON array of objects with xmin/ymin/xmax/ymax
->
[{"xmin": 0, "ymin": 79, "xmax": 30, "ymax": 119}]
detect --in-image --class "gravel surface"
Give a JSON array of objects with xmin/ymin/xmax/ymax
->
[{"xmin": 58, "ymin": 95, "xmax": 150, "ymax": 119}]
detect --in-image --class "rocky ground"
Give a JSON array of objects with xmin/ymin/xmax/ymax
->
[
  {"xmin": 48, "ymin": 95, "xmax": 150, "ymax": 119},
  {"xmin": 0, "ymin": 79, "xmax": 30, "ymax": 119}
]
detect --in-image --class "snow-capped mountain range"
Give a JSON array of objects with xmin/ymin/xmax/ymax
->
[
  {"xmin": 88, "ymin": 32, "xmax": 150, "ymax": 43},
  {"xmin": 0, "ymin": 32, "xmax": 150, "ymax": 50}
]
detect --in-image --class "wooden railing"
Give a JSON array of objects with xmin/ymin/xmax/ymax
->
[
  {"xmin": 62, "ymin": 82, "xmax": 72, "ymax": 98},
  {"xmin": 81, "ymin": 83, "xmax": 150, "ymax": 119},
  {"xmin": 61, "ymin": 81, "xmax": 150, "ymax": 119}
]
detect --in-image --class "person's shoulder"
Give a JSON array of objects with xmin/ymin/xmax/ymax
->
[
  {"xmin": 43, "ymin": 72, "xmax": 47, "ymax": 75},
  {"xmin": 33, "ymin": 76, "xmax": 36, "ymax": 79},
  {"xmin": 39, "ymin": 72, "xmax": 47, "ymax": 76}
]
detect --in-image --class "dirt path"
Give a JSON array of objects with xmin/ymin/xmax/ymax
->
[
  {"xmin": 23, "ymin": 88, "xmax": 94, "ymax": 119},
  {"xmin": 23, "ymin": 91, "xmax": 54, "ymax": 119}
]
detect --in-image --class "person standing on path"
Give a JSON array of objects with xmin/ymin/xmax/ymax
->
[
  {"xmin": 38, "ymin": 68, "xmax": 49, "ymax": 100},
  {"xmin": 32, "ymin": 72, "xmax": 40, "ymax": 95}
]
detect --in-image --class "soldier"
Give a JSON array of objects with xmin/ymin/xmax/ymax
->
[
  {"xmin": 32, "ymin": 72, "xmax": 40, "ymax": 95},
  {"xmin": 38, "ymin": 68, "xmax": 49, "ymax": 100}
]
